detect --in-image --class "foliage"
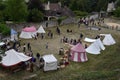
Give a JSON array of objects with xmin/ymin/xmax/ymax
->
[
  {"xmin": 0, "ymin": 23, "xmax": 10, "ymax": 36},
  {"xmin": 0, "ymin": 0, "xmax": 5, "ymax": 10},
  {"xmin": 0, "ymin": 0, "xmax": 118, "ymax": 22},
  {"xmin": 0, "ymin": 56, "xmax": 2, "ymax": 62},
  {"xmin": 27, "ymin": 0, "xmax": 44, "ymax": 22},
  {"xmin": 113, "ymin": 7, "xmax": 120, "ymax": 17},
  {"xmin": 0, "ymin": 0, "xmax": 6, "ymax": 22},
  {"xmin": 0, "ymin": 11, "xmax": 4, "ymax": 22},
  {"xmin": 116, "ymin": 0, "xmax": 120, "ymax": 7},
  {"xmin": 28, "ymin": 0, "xmax": 44, "ymax": 12},
  {"xmin": 5, "ymin": 0, "xmax": 28, "ymax": 22},
  {"xmin": 57, "ymin": 16, "xmax": 67, "ymax": 26},
  {"xmin": 27, "ymin": 9, "xmax": 44, "ymax": 22},
  {"xmin": 74, "ymin": 11, "xmax": 88, "ymax": 18}
]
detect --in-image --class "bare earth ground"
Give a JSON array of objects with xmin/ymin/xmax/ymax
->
[{"xmin": 0, "ymin": 18, "xmax": 120, "ymax": 80}]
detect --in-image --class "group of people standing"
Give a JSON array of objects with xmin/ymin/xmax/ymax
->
[
  {"xmin": 61, "ymin": 33, "xmax": 84, "ymax": 45},
  {"xmin": 78, "ymin": 17, "xmax": 105, "ymax": 28}
]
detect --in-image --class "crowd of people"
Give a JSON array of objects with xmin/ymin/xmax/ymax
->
[
  {"xmin": 58, "ymin": 49, "xmax": 70, "ymax": 68},
  {"xmin": 78, "ymin": 17, "xmax": 105, "ymax": 27},
  {"xmin": 60, "ymin": 36, "xmax": 83, "ymax": 45}
]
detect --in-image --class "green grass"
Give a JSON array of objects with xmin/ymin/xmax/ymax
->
[{"xmin": 0, "ymin": 23, "xmax": 120, "ymax": 80}]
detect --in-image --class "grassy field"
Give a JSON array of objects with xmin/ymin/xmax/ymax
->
[{"xmin": 0, "ymin": 23, "xmax": 120, "ymax": 80}]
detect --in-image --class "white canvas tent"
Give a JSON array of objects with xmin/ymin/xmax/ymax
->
[
  {"xmin": 101, "ymin": 34, "xmax": 116, "ymax": 46},
  {"xmin": 37, "ymin": 25, "xmax": 46, "ymax": 33},
  {"xmin": 43, "ymin": 54, "xmax": 58, "ymax": 71},
  {"xmin": 84, "ymin": 37, "xmax": 96, "ymax": 43},
  {"xmin": 86, "ymin": 39, "xmax": 105, "ymax": 54},
  {"xmin": 1, "ymin": 49, "xmax": 31, "ymax": 67},
  {"xmin": 19, "ymin": 31, "xmax": 32, "ymax": 39},
  {"xmin": 19, "ymin": 26, "xmax": 37, "ymax": 39},
  {"xmin": 30, "ymin": 32, "xmax": 37, "ymax": 37}
]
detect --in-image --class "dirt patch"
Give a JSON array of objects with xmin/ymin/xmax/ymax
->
[{"xmin": 0, "ymin": 73, "xmax": 6, "ymax": 77}]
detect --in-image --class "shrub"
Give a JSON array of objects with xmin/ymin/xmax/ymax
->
[
  {"xmin": 0, "ymin": 23, "xmax": 10, "ymax": 36},
  {"xmin": 57, "ymin": 16, "xmax": 67, "ymax": 26},
  {"xmin": 74, "ymin": 11, "xmax": 88, "ymax": 18}
]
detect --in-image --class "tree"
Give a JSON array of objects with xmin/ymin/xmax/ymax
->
[
  {"xmin": 0, "ymin": 0, "xmax": 5, "ymax": 10},
  {"xmin": 113, "ymin": 7, "xmax": 120, "ymax": 17},
  {"xmin": 5, "ymin": 0, "xmax": 28, "ymax": 22},
  {"xmin": 28, "ymin": 0, "xmax": 44, "ymax": 12},
  {"xmin": 96, "ymin": 0, "xmax": 114, "ymax": 11},
  {"xmin": 0, "ymin": 23, "xmax": 10, "ymax": 36},
  {"xmin": 69, "ymin": 1, "xmax": 79, "ymax": 10},
  {"xmin": 27, "ymin": 9, "xmax": 44, "ymax": 22},
  {"xmin": 116, "ymin": 0, "xmax": 120, "ymax": 8},
  {"xmin": 27, "ymin": 0, "xmax": 44, "ymax": 22},
  {"xmin": 0, "ymin": 0, "xmax": 6, "ymax": 22}
]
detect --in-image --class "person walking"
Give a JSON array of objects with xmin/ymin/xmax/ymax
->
[
  {"xmin": 23, "ymin": 43, "xmax": 26, "ymax": 52},
  {"xmin": 46, "ymin": 22, "xmax": 48, "ymax": 28},
  {"xmin": 50, "ymin": 33, "xmax": 53, "ymax": 38},
  {"xmin": 27, "ymin": 42, "xmax": 31, "ymax": 51},
  {"xmin": 29, "ymin": 61, "xmax": 34, "ymax": 72},
  {"xmin": 45, "ymin": 42, "xmax": 48, "ymax": 49}
]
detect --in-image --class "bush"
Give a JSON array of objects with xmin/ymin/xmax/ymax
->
[
  {"xmin": 74, "ymin": 11, "xmax": 88, "ymax": 18},
  {"xmin": 113, "ymin": 7, "xmax": 120, "ymax": 17},
  {"xmin": 0, "ymin": 23, "xmax": 10, "ymax": 36},
  {"xmin": 57, "ymin": 16, "xmax": 67, "ymax": 26},
  {"xmin": 27, "ymin": 9, "xmax": 44, "ymax": 22}
]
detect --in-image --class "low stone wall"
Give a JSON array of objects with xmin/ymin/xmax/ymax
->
[{"xmin": 7, "ymin": 20, "xmax": 59, "ymax": 31}]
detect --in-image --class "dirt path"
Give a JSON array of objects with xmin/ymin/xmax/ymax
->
[{"xmin": 103, "ymin": 18, "xmax": 120, "ymax": 30}]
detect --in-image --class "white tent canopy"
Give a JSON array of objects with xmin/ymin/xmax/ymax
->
[
  {"xmin": 19, "ymin": 31, "xmax": 32, "ymax": 39},
  {"xmin": 42, "ymin": 54, "xmax": 58, "ymax": 71},
  {"xmin": 84, "ymin": 37, "xmax": 96, "ymax": 43},
  {"xmin": 37, "ymin": 25, "xmax": 46, "ymax": 33},
  {"xmin": 102, "ymin": 34, "xmax": 116, "ymax": 46},
  {"xmin": 1, "ymin": 49, "xmax": 31, "ymax": 67},
  {"xmin": 86, "ymin": 39, "xmax": 105, "ymax": 54}
]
